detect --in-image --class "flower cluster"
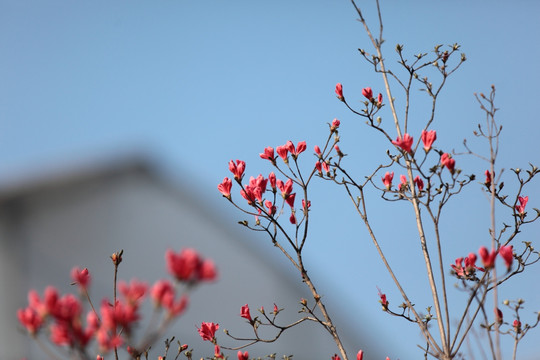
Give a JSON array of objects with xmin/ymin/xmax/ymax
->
[
  {"xmin": 452, "ymin": 245, "xmax": 514, "ymax": 279},
  {"xmin": 18, "ymin": 248, "xmax": 216, "ymax": 358}
]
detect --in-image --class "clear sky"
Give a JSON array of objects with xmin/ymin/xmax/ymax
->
[{"xmin": 2, "ymin": 0, "xmax": 540, "ymax": 359}]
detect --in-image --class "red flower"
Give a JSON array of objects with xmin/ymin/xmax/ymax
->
[
  {"xmin": 515, "ymin": 196, "xmax": 528, "ymax": 214},
  {"xmin": 332, "ymin": 355, "xmax": 341, "ymax": 360},
  {"xmin": 377, "ymin": 287, "xmax": 389, "ymax": 310},
  {"xmin": 514, "ymin": 320, "xmax": 522, "ymax": 332},
  {"xmin": 265, "ymin": 200, "xmax": 276, "ymax": 215},
  {"xmin": 314, "ymin": 145, "xmax": 322, "ymax": 156},
  {"xmin": 421, "ymin": 130, "xmax": 437, "ymax": 152},
  {"xmin": 479, "ymin": 246, "xmax": 497, "ymax": 269},
  {"xmin": 382, "ymin": 171, "xmax": 394, "ymax": 190},
  {"xmin": 268, "ymin": 172, "xmax": 276, "ymax": 190},
  {"xmin": 286, "ymin": 140, "xmax": 307, "ymax": 159},
  {"xmin": 229, "ymin": 160, "xmax": 246, "ymax": 180},
  {"xmin": 289, "ymin": 212, "xmax": 296, "ymax": 224},
  {"xmin": 398, "ymin": 175, "xmax": 407, "ymax": 191},
  {"xmin": 166, "ymin": 248, "xmax": 217, "ymax": 283},
  {"xmin": 485, "ymin": 170, "xmax": 493, "ymax": 186},
  {"xmin": 17, "ymin": 307, "xmax": 43, "ymax": 334},
  {"xmin": 362, "ymin": 87, "xmax": 373, "ymax": 100},
  {"xmin": 218, "ymin": 177, "xmax": 232, "ymax": 198},
  {"xmin": 357, "ymin": 350, "xmax": 364, "ymax": 360},
  {"xmin": 377, "ymin": 93, "xmax": 383, "ymax": 106},
  {"xmin": 285, "ymin": 193, "xmax": 296, "ymax": 208},
  {"xmin": 240, "ymin": 304, "xmax": 252, "ymax": 322},
  {"xmin": 238, "ymin": 351, "xmax": 249, "ymax": 360},
  {"xmin": 391, "ymin": 133, "xmax": 414, "ymax": 153},
  {"xmin": 259, "ymin": 147, "xmax": 275, "ymax": 163},
  {"xmin": 322, "ymin": 161, "xmax": 330, "ymax": 174},
  {"xmin": 273, "ymin": 303, "xmax": 279, "ymax": 314},
  {"xmin": 276, "ymin": 145, "xmax": 289, "ymax": 162},
  {"xmin": 414, "ymin": 175, "xmax": 424, "ymax": 191},
  {"xmin": 71, "ymin": 267, "xmax": 91, "ymax": 291},
  {"xmin": 198, "ymin": 322, "xmax": 219, "ymax": 341},
  {"xmin": 214, "ymin": 345, "xmax": 224, "ymax": 359},
  {"xmin": 277, "ymin": 179, "xmax": 293, "ymax": 198},
  {"xmin": 335, "ymin": 83, "xmax": 344, "ymax": 101},
  {"xmin": 499, "ymin": 245, "xmax": 513, "ymax": 270},
  {"xmin": 440, "ymin": 153, "xmax": 455, "ymax": 173},
  {"xmin": 119, "ymin": 279, "xmax": 148, "ymax": 305},
  {"xmin": 302, "ymin": 199, "xmax": 311, "ymax": 212},
  {"xmin": 331, "ymin": 118, "xmax": 340, "ymax": 131}
]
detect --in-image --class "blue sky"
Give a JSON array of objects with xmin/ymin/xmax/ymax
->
[{"xmin": 2, "ymin": 1, "xmax": 540, "ymax": 359}]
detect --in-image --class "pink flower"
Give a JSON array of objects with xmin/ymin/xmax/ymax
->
[
  {"xmin": 479, "ymin": 246, "xmax": 497, "ymax": 269},
  {"xmin": 166, "ymin": 248, "xmax": 200, "ymax": 281},
  {"xmin": 314, "ymin": 145, "xmax": 322, "ymax": 156},
  {"xmin": 440, "ymin": 153, "xmax": 455, "ymax": 173},
  {"xmin": 398, "ymin": 175, "xmax": 407, "ymax": 191},
  {"xmin": 515, "ymin": 196, "xmax": 528, "ymax": 214},
  {"xmin": 218, "ymin": 177, "xmax": 232, "ymax": 198},
  {"xmin": 302, "ymin": 199, "xmax": 311, "ymax": 212},
  {"xmin": 377, "ymin": 93, "xmax": 383, "ymax": 106},
  {"xmin": 265, "ymin": 200, "xmax": 276, "ymax": 215},
  {"xmin": 499, "ymin": 245, "xmax": 513, "ymax": 270},
  {"xmin": 71, "ymin": 267, "xmax": 91, "ymax": 291},
  {"xmin": 17, "ymin": 307, "xmax": 43, "ymax": 334},
  {"xmin": 240, "ymin": 304, "xmax": 252, "ymax": 322},
  {"xmin": 382, "ymin": 171, "xmax": 394, "ymax": 190},
  {"xmin": 362, "ymin": 87, "xmax": 373, "ymax": 100},
  {"xmin": 198, "ymin": 259, "xmax": 217, "ymax": 281},
  {"xmin": 198, "ymin": 322, "xmax": 219, "ymax": 341},
  {"xmin": 331, "ymin": 118, "xmax": 340, "ymax": 131},
  {"xmin": 276, "ymin": 145, "xmax": 289, "ymax": 162},
  {"xmin": 391, "ymin": 133, "xmax": 414, "ymax": 153},
  {"xmin": 277, "ymin": 179, "xmax": 293, "ymax": 198},
  {"xmin": 514, "ymin": 320, "xmax": 522, "ymax": 332},
  {"xmin": 238, "ymin": 351, "xmax": 249, "ymax": 360},
  {"xmin": 119, "ymin": 279, "xmax": 148, "ymax": 305},
  {"xmin": 357, "ymin": 350, "xmax": 364, "ymax": 360},
  {"xmin": 259, "ymin": 147, "xmax": 275, "ymax": 163},
  {"xmin": 315, "ymin": 161, "xmax": 322, "ymax": 173},
  {"xmin": 421, "ymin": 130, "xmax": 437, "ymax": 152},
  {"xmin": 286, "ymin": 140, "xmax": 307, "ymax": 159},
  {"xmin": 414, "ymin": 175, "xmax": 424, "ymax": 191},
  {"xmin": 335, "ymin": 83, "xmax": 344, "ymax": 100},
  {"xmin": 322, "ymin": 161, "xmax": 330, "ymax": 173},
  {"xmin": 332, "ymin": 355, "xmax": 341, "ymax": 360},
  {"xmin": 268, "ymin": 172, "xmax": 276, "ymax": 190},
  {"xmin": 166, "ymin": 248, "xmax": 217, "ymax": 283},
  {"xmin": 229, "ymin": 160, "xmax": 246, "ymax": 180},
  {"xmin": 273, "ymin": 303, "xmax": 279, "ymax": 314}
]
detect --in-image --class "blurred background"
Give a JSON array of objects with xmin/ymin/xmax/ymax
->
[{"xmin": 1, "ymin": 0, "xmax": 539, "ymax": 359}]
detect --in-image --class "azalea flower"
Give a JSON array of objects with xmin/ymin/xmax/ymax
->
[
  {"xmin": 421, "ymin": 130, "xmax": 437, "ymax": 152},
  {"xmin": 391, "ymin": 133, "xmax": 413, "ymax": 153},
  {"xmin": 440, "ymin": 153, "xmax": 455, "ymax": 173},
  {"xmin": 335, "ymin": 83, "xmax": 344, "ymax": 101}
]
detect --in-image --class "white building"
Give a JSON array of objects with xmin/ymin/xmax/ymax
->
[{"xmin": 0, "ymin": 155, "xmax": 384, "ymax": 359}]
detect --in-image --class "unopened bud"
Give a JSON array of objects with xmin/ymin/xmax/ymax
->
[{"xmin": 111, "ymin": 250, "xmax": 123, "ymax": 265}]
